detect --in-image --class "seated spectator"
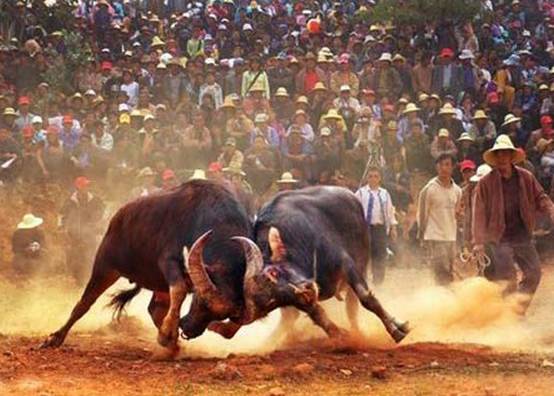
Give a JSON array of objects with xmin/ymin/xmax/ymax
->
[
  {"xmin": 468, "ymin": 110, "xmax": 496, "ymax": 152},
  {"xmin": 431, "ymin": 128, "xmax": 457, "ymax": 160},
  {"xmin": 218, "ymin": 137, "xmax": 244, "ymax": 168},
  {"xmin": 11, "ymin": 213, "xmax": 45, "ymax": 275}
]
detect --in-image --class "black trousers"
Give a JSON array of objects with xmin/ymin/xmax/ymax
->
[{"xmin": 369, "ymin": 225, "xmax": 388, "ymax": 285}]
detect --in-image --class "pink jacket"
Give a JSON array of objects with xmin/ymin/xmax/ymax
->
[{"xmin": 472, "ymin": 166, "xmax": 554, "ymax": 245}]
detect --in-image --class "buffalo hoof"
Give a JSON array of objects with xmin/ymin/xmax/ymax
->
[
  {"xmin": 328, "ymin": 326, "xmax": 349, "ymax": 339},
  {"xmin": 40, "ymin": 332, "xmax": 65, "ymax": 349},
  {"xmin": 151, "ymin": 344, "xmax": 180, "ymax": 361},
  {"xmin": 157, "ymin": 326, "xmax": 178, "ymax": 348},
  {"xmin": 390, "ymin": 321, "xmax": 410, "ymax": 344}
]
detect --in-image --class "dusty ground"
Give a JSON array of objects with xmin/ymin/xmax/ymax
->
[{"xmin": 2, "ymin": 187, "xmax": 554, "ymax": 395}]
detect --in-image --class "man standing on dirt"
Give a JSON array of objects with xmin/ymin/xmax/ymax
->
[
  {"xmin": 60, "ymin": 176, "xmax": 105, "ymax": 283},
  {"xmin": 417, "ymin": 153, "xmax": 462, "ymax": 285},
  {"xmin": 472, "ymin": 135, "xmax": 554, "ymax": 314}
]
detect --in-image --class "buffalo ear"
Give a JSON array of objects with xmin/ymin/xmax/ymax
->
[{"xmin": 268, "ymin": 227, "xmax": 287, "ymax": 262}]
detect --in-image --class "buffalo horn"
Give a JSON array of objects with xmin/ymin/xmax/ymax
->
[
  {"xmin": 232, "ymin": 236, "xmax": 264, "ymax": 323},
  {"xmin": 186, "ymin": 230, "xmax": 229, "ymax": 311}
]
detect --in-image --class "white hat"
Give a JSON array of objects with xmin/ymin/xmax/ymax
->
[
  {"xmin": 459, "ymin": 49, "xmax": 475, "ymax": 60},
  {"xmin": 84, "ymin": 89, "xmax": 96, "ymax": 96},
  {"xmin": 439, "ymin": 103, "xmax": 456, "ymax": 115},
  {"xmin": 274, "ymin": 87, "xmax": 289, "ymax": 97},
  {"xmin": 402, "ymin": 103, "xmax": 420, "ymax": 114},
  {"xmin": 255, "ymin": 113, "xmax": 268, "ymax": 123},
  {"xmin": 457, "ymin": 132, "xmax": 474, "ymax": 142},
  {"xmin": 438, "ymin": 128, "xmax": 450, "ymax": 138},
  {"xmin": 339, "ymin": 84, "xmax": 351, "ymax": 92},
  {"xmin": 188, "ymin": 169, "xmax": 207, "ymax": 181},
  {"xmin": 483, "ymin": 135, "xmax": 525, "ymax": 166},
  {"xmin": 378, "ymin": 52, "xmax": 392, "ymax": 62},
  {"xmin": 124, "ymin": 50, "xmax": 133, "ymax": 57},
  {"xmin": 501, "ymin": 113, "xmax": 521, "ymax": 127},
  {"xmin": 144, "ymin": 114, "xmax": 155, "ymax": 122},
  {"xmin": 276, "ymin": 172, "xmax": 298, "ymax": 184},
  {"xmin": 31, "ymin": 115, "xmax": 43, "ymax": 124},
  {"xmin": 205, "ymin": 57, "xmax": 216, "ymax": 66},
  {"xmin": 118, "ymin": 103, "xmax": 130, "ymax": 112},
  {"xmin": 17, "ymin": 213, "xmax": 43, "ymax": 229},
  {"xmin": 243, "ymin": 23, "xmax": 253, "ymax": 31},
  {"xmin": 470, "ymin": 164, "xmax": 493, "ymax": 183},
  {"xmin": 156, "ymin": 62, "xmax": 167, "ymax": 70}
]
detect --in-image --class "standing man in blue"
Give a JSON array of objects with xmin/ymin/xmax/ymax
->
[{"xmin": 356, "ymin": 166, "xmax": 398, "ymax": 285}]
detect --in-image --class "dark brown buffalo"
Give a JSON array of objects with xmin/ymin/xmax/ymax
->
[
  {"xmin": 41, "ymin": 180, "xmax": 252, "ymax": 356},
  {"xmin": 187, "ymin": 186, "xmax": 410, "ymax": 343}
]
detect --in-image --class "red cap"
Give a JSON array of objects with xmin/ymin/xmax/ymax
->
[
  {"xmin": 63, "ymin": 115, "xmax": 73, "ymax": 124},
  {"xmin": 459, "ymin": 159, "xmax": 476, "ymax": 172},
  {"xmin": 74, "ymin": 176, "xmax": 91, "ymax": 189},
  {"xmin": 46, "ymin": 125, "xmax": 59, "ymax": 135},
  {"xmin": 338, "ymin": 53, "xmax": 350, "ymax": 64},
  {"xmin": 440, "ymin": 48, "xmax": 454, "ymax": 58},
  {"xmin": 208, "ymin": 162, "xmax": 223, "ymax": 172},
  {"xmin": 162, "ymin": 169, "xmax": 175, "ymax": 180},
  {"xmin": 22, "ymin": 125, "xmax": 34, "ymax": 137},
  {"xmin": 101, "ymin": 61, "xmax": 113, "ymax": 71},
  {"xmin": 18, "ymin": 96, "xmax": 30, "ymax": 105},
  {"xmin": 541, "ymin": 115, "xmax": 553, "ymax": 125},
  {"xmin": 487, "ymin": 91, "xmax": 499, "ymax": 104},
  {"xmin": 383, "ymin": 104, "xmax": 395, "ymax": 112}
]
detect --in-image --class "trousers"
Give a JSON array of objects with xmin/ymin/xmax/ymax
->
[{"xmin": 369, "ymin": 225, "xmax": 388, "ymax": 285}]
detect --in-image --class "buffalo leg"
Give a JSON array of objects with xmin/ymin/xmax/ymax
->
[
  {"xmin": 157, "ymin": 258, "xmax": 188, "ymax": 349},
  {"xmin": 41, "ymin": 268, "xmax": 120, "ymax": 348},
  {"xmin": 148, "ymin": 292, "xmax": 170, "ymax": 329},
  {"xmin": 304, "ymin": 304, "xmax": 346, "ymax": 337},
  {"xmin": 343, "ymin": 257, "xmax": 409, "ymax": 343},
  {"xmin": 345, "ymin": 288, "xmax": 361, "ymax": 334}
]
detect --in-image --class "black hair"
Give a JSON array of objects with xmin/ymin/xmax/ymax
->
[
  {"xmin": 367, "ymin": 165, "xmax": 382, "ymax": 176},
  {"xmin": 435, "ymin": 153, "xmax": 456, "ymax": 165}
]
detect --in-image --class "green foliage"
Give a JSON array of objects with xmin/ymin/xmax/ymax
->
[
  {"xmin": 371, "ymin": 0, "xmax": 483, "ymax": 26},
  {"xmin": 42, "ymin": 29, "xmax": 93, "ymax": 93}
]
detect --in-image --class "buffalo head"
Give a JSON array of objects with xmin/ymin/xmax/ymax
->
[{"xmin": 232, "ymin": 227, "xmax": 319, "ymax": 323}]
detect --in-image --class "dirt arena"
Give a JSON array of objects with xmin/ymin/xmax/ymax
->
[{"xmin": 2, "ymin": 263, "xmax": 554, "ymax": 396}]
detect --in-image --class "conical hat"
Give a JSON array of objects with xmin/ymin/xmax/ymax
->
[{"xmin": 483, "ymin": 135, "xmax": 525, "ymax": 166}]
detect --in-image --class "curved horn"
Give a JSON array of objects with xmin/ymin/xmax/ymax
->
[
  {"xmin": 232, "ymin": 236, "xmax": 264, "ymax": 323},
  {"xmin": 232, "ymin": 236, "xmax": 264, "ymax": 279},
  {"xmin": 312, "ymin": 249, "xmax": 318, "ymax": 282},
  {"xmin": 186, "ymin": 230, "xmax": 229, "ymax": 311}
]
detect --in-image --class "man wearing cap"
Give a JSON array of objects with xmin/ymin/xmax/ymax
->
[
  {"xmin": 330, "ymin": 53, "xmax": 360, "ymax": 97},
  {"xmin": 60, "ymin": 176, "xmax": 106, "ymax": 283},
  {"xmin": 432, "ymin": 48, "xmax": 463, "ymax": 97},
  {"xmin": 14, "ymin": 96, "xmax": 35, "ymax": 133},
  {"xmin": 11, "ymin": 213, "xmax": 45, "ymax": 275},
  {"xmin": 371, "ymin": 52, "xmax": 402, "ymax": 99},
  {"xmin": 417, "ymin": 153, "xmax": 462, "ymax": 285},
  {"xmin": 473, "ymin": 135, "xmax": 554, "ymax": 313},
  {"xmin": 527, "ymin": 115, "xmax": 554, "ymax": 163},
  {"xmin": 468, "ymin": 110, "xmax": 497, "ymax": 152},
  {"xmin": 431, "ymin": 128, "xmax": 457, "ymax": 160}
]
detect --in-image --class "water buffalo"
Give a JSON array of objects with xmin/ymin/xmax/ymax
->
[
  {"xmin": 42, "ymin": 180, "xmax": 252, "ymax": 356},
  {"xmin": 188, "ymin": 186, "xmax": 409, "ymax": 343}
]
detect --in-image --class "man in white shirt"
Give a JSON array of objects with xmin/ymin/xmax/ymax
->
[
  {"xmin": 417, "ymin": 153, "xmax": 462, "ymax": 285},
  {"xmin": 355, "ymin": 166, "xmax": 397, "ymax": 285}
]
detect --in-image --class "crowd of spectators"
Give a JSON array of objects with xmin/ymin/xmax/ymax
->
[{"xmin": 2, "ymin": 0, "xmax": 554, "ymax": 266}]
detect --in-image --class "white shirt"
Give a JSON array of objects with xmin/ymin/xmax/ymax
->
[
  {"xmin": 121, "ymin": 81, "xmax": 140, "ymax": 106},
  {"xmin": 417, "ymin": 177, "xmax": 462, "ymax": 241},
  {"xmin": 355, "ymin": 186, "xmax": 397, "ymax": 232}
]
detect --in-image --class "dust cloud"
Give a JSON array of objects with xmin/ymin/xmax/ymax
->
[{"xmin": 1, "ymin": 265, "xmax": 553, "ymax": 358}]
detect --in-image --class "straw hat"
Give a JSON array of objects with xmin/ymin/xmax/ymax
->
[
  {"xmin": 274, "ymin": 87, "xmax": 289, "ymax": 97},
  {"xmin": 17, "ymin": 213, "xmax": 43, "ymax": 230},
  {"xmin": 501, "ymin": 113, "xmax": 521, "ymax": 127},
  {"xmin": 276, "ymin": 172, "xmax": 298, "ymax": 184},
  {"xmin": 311, "ymin": 81, "xmax": 327, "ymax": 92},
  {"xmin": 418, "ymin": 93, "xmax": 429, "ymax": 102},
  {"xmin": 339, "ymin": 84, "xmax": 351, "ymax": 92},
  {"xmin": 457, "ymin": 132, "xmax": 474, "ymax": 142},
  {"xmin": 188, "ymin": 169, "xmax": 207, "ymax": 181},
  {"xmin": 402, "ymin": 102, "xmax": 420, "ymax": 115},
  {"xmin": 323, "ymin": 109, "xmax": 342, "ymax": 120},
  {"xmin": 378, "ymin": 52, "xmax": 392, "ymax": 62},
  {"xmin": 439, "ymin": 103, "xmax": 456, "ymax": 115},
  {"xmin": 470, "ymin": 164, "xmax": 493, "ymax": 183},
  {"xmin": 483, "ymin": 135, "xmax": 525, "ymax": 166},
  {"xmin": 151, "ymin": 36, "xmax": 165, "ymax": 48},
  {"xmin": 137, "ymin": 167, "xmax": 156, "ymax": 178},
  {"xmin": 296, "ymin": 95, "xmax": 309, "ymax": 105},
  {"xmin": 294, "ymin": 109, "xmax": 307, "ymax": 119},
  {"xmin": 3, "ymin": 107, "xmax": 17, "ymax": 117},
  {"xmin": 221, "ymin": 96, "xmax": 237, "ymax": 109},
  {"xmin": 473, "ymin": 110, "xmax": 488, "ymax": 120},
  {"xmin": 254, "ymin": 113, "xmax": 268, "ymax": 123},
  {"xmin": 222, "ymin": 164, "xmax": 246, "ymax": 176},
  {"xmin": 438, "ymin": 128, "xmax": 450, "ymax": 138}
]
